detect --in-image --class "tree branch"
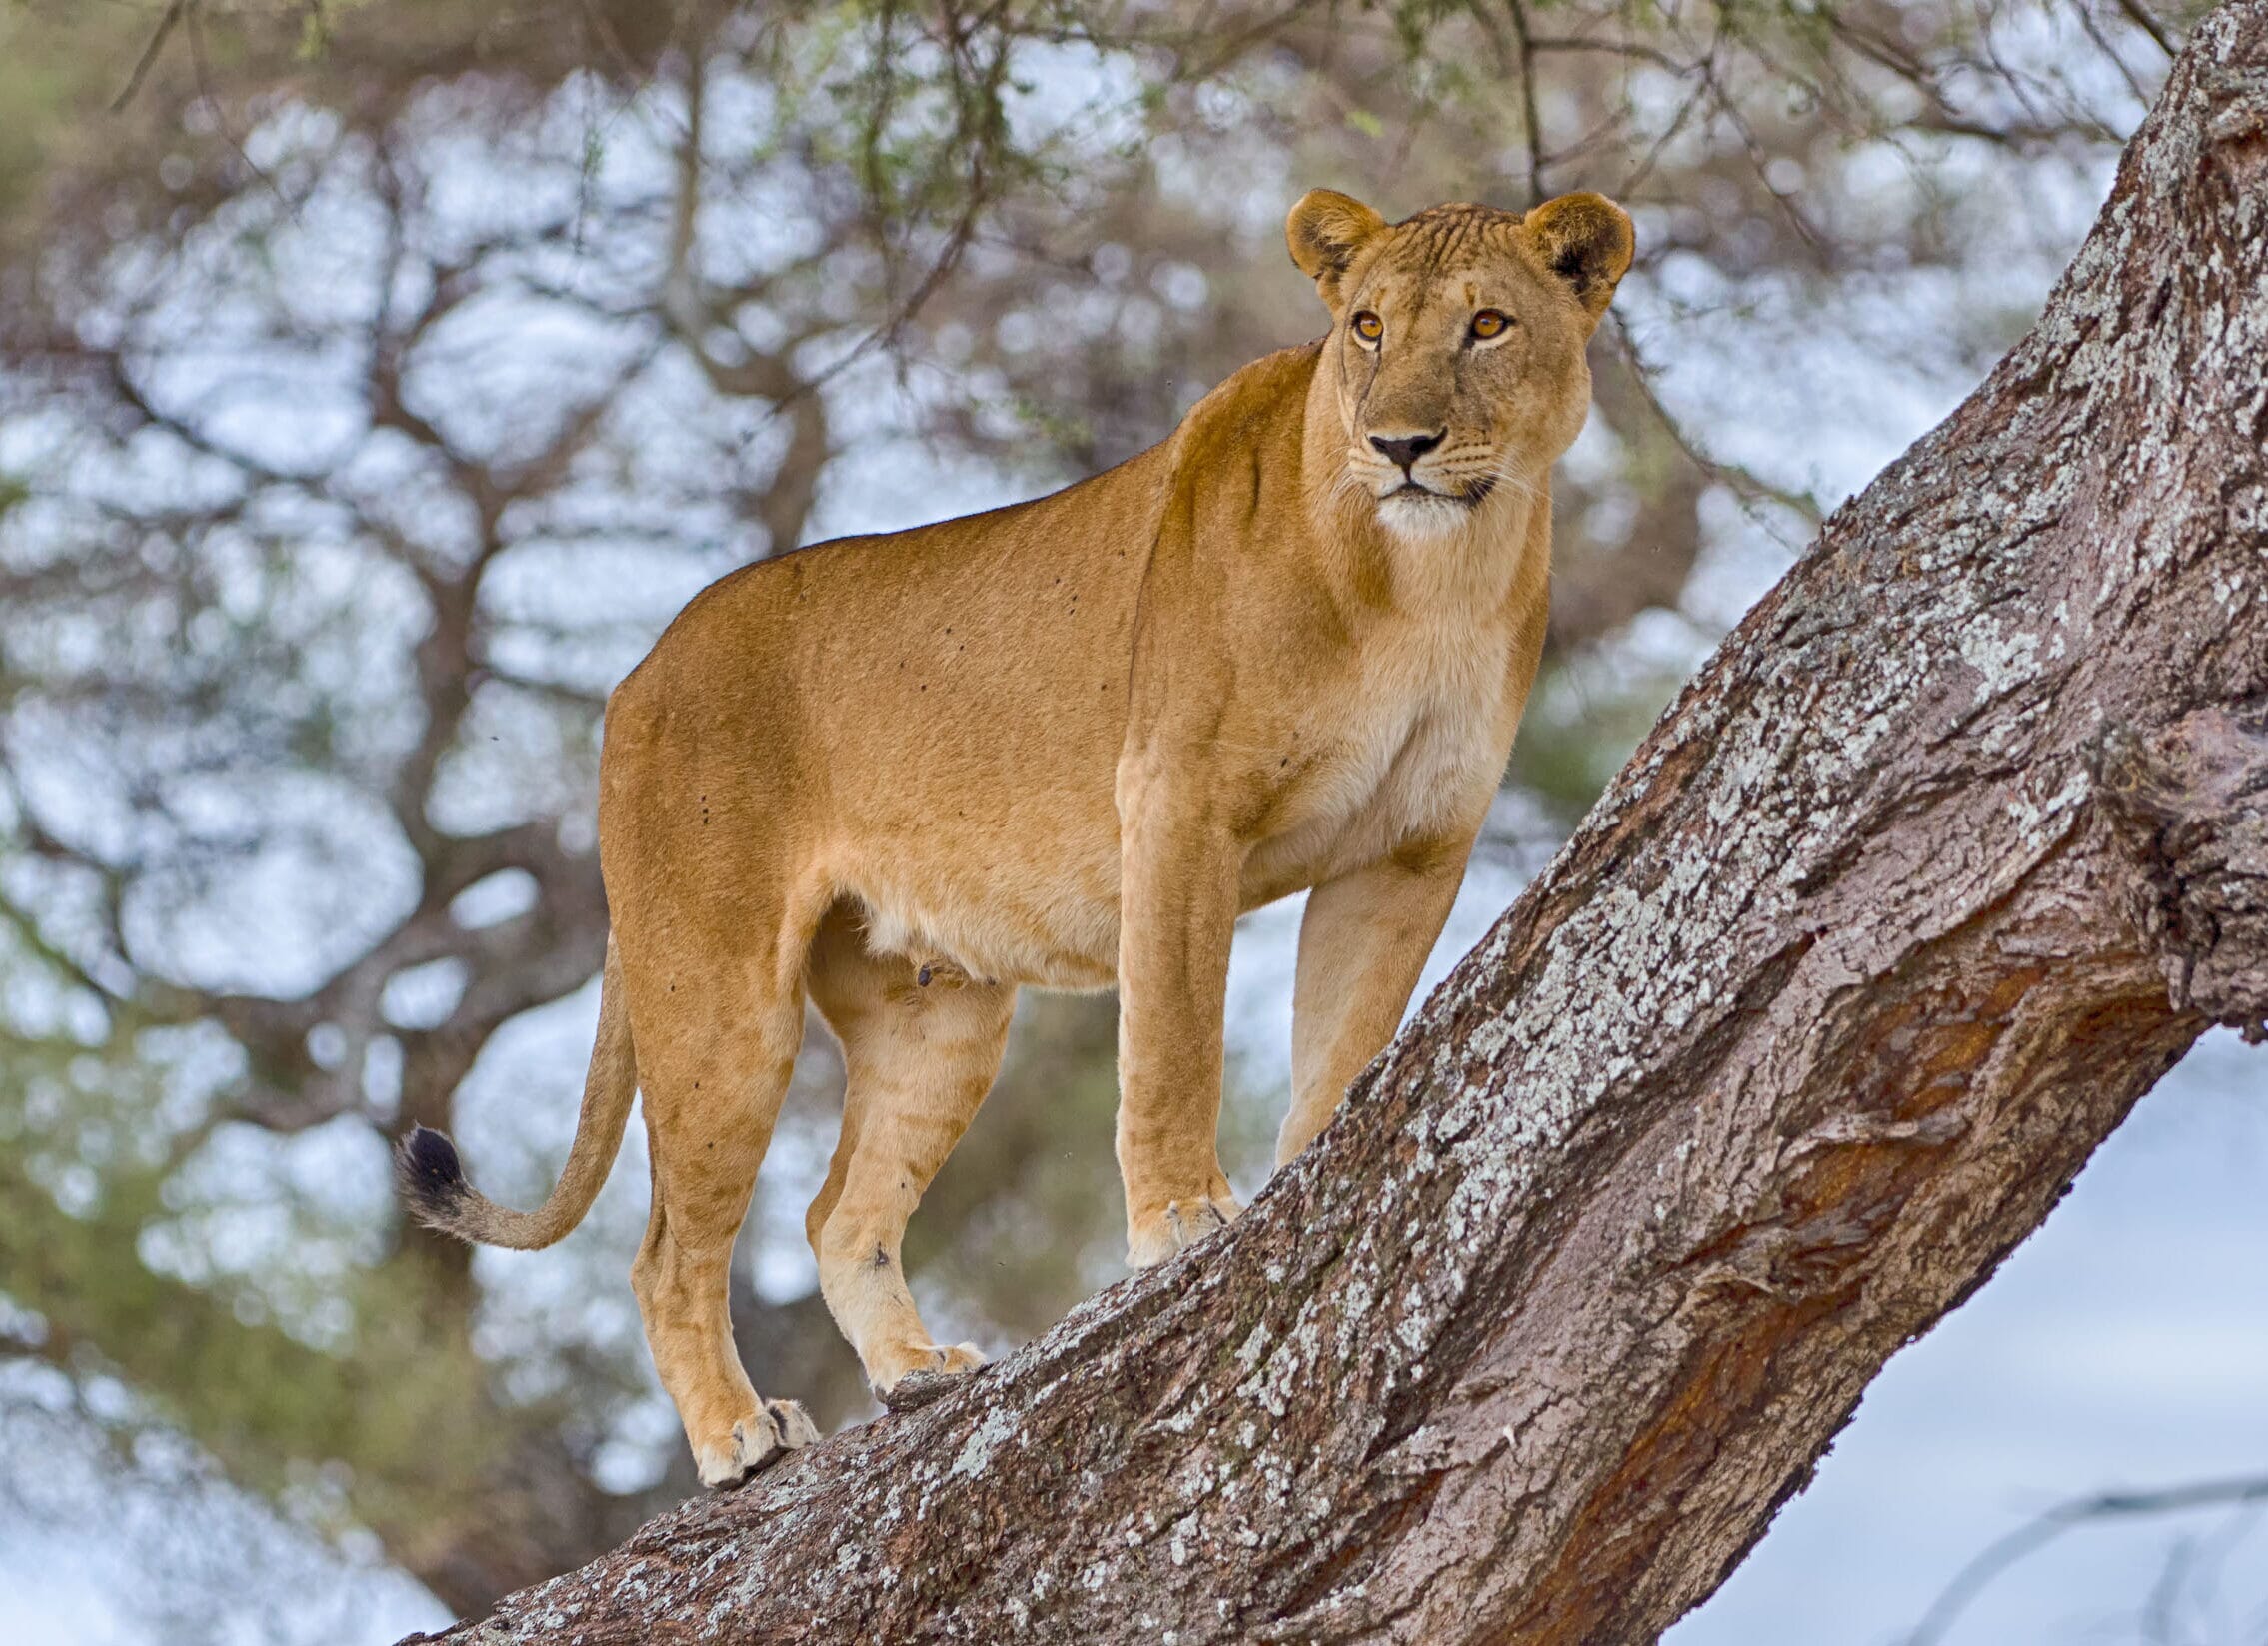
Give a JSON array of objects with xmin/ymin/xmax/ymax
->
[
  {"xmin": 1902, "ymin": 1472, "xmax": 2268, "ymax": 1646},
  {"xmin": 108, "ymin": 0, "xmax": 186, "ymax": 113}
]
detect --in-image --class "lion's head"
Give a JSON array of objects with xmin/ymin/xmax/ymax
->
[{"xmin": 1287, "ymin": 189, "xmax": 1634, "ymax": 540}]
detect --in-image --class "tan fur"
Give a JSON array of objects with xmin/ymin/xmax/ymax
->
[{"xmin": 400, "ymin": 189, "xmax": 1633, "ymax": 1486}]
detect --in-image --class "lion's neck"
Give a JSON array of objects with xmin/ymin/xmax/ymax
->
[{"xmin": 1371, "ymin": 485, "xmax": 1545, "ymax": 616}]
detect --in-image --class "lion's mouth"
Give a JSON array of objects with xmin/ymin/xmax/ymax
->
[{"xmin": 1385, "ymin": 478, "xmax": 1490, "ymax": 507}]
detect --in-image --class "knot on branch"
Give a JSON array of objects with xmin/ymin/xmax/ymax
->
[
  {"xmin": 2092, "ymin": 703, "xmax": 2268, "ymax": 1042},
  {"xmin": 2200, "ymin": 62, "xmax": 2268, "ymax": 158}
]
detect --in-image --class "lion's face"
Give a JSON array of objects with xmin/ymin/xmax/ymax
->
[{"xmin": 1287, "ymin": 191, "xmax": 1634, "ymax": 540}]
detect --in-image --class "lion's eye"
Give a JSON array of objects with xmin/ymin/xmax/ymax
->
[
  {"xmin": 1471, "ymin": 310, "xmax": 1511, "ymax": 340},
  {"xmin": 1352, "ymin": 311, "xmax": 1383, "ymax": 345}
]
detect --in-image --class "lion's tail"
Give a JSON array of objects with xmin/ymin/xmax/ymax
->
[{"xmin": 396, "ymin": 935, "xmax": 637, "ymax": 1251}]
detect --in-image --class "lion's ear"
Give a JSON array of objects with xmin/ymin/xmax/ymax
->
[
  {"xmin": 1286, "ymin": 189, "xmax": 1388, "ymax": 311},
  {"xmin": 1523, "ymin": 192, "xmax": 1634, "ymax": 323}
]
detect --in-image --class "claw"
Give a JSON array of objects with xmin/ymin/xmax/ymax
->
[
  {"xmin": 1127, "ymin": 1191, "xmax": 1242, "ymax": 1268},
  {"xmin": 698, "ymin": 1398, "xmax": 818, "ymax": 1489}
]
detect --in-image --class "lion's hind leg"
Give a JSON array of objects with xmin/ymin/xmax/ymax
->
[
  {"xmin": 623, "ymin": 930, "xmax": 820, "ymax": 1489},
  {"xmin": 806, "ymin": 908, "xmax": 1013, "ymax": 1408}
]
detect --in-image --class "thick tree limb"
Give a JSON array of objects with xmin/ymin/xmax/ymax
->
[{"xmin": 410, "ymin": 10, "xmax": 2267, "ymax": 1642}]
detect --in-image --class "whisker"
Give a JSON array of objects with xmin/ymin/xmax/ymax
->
[{"xmin": 1486, "ymin": 454, "xmax": 1543, "ymax": 504}]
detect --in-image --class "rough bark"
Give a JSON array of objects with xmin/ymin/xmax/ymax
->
[{"xmin": 408, "ymin": 10, "xmax": 2268, "ymax": 1642}]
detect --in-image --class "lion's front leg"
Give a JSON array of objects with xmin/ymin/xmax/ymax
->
[
  {"xmin": 1114, "ymin": 753, "xmax": 1244, "ymax": 1269},
  {"xmin": 1278, "ymin": 843, "xmax": 1472, "ymax": 1168}
]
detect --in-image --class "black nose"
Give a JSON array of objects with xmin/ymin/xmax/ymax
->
[{"xmin": 1368, "ymin": 430, "xmax": 1444, "ymax": 474}]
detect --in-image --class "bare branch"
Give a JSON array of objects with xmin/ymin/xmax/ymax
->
[
  {"xmin": 108, "ymin": 0, "xmax": 187, "ymax": 114},
  {"xmin": 2119, "ymin": 0, "xmax": 2183, "ymax": 59},
  {"xmin": 1903, "ymin": 1475, "xmax": 2268, "ymax": 1646}
]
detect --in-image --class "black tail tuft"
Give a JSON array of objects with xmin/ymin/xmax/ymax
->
[{"xmin": 396, "ymin": 1124, "xmax": 469, "ymax": 1228}]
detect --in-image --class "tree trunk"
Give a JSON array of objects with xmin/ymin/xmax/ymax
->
[{"xmin": 408, "ymin": 10, "xmax": 2268, "ymax": 1642}]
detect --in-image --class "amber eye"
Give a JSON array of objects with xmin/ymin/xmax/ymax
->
[
  {"xmin": 1352, "ymin": 310, "xmax": 1383, "ymax": 344},
  {"xmin": 1471, "ymin": 309, "xmax": 1511, "ymax": 340}
]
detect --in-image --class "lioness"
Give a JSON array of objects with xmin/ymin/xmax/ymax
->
[{"xmin": 399, "ymin": 187, "xmax": 1632, "ymax": 1487}]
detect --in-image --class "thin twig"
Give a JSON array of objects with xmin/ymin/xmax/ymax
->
[
  {"xmin": 2114, "ymin": 0, "xmax": 2178, "ymax": 59},
  {"xmin": 108, "ymin": 0, "xmax": 185, "ymax": 113},
  {"xmin": 2075, "ymin": 1, "xmax": 2156, "ymax": 112},
  {"xmin": 1902, "ymin": 1474, "xmax": 2268, "ymax": 1646},
  {"xmin": 1505, "ymin": 0, "xmax": 1549, "ymax": 207},
  {"xmin": 180, "ymin": 0, "xmax": 293, "ymax": 214},
  {"xmin": 1606, "ymin": 315, "xmax": 1825, "ymax": 530}
]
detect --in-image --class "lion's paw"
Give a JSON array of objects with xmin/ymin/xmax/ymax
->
[
  {"xmin": 873, "ymin": 1342, "xmax": 985, "ymax": 1412},
  {"xmin": 767, "ymin": 1397, "xmax": 821, "ymax": 1449},
  {"xmin": 697, "ymin": 1398, "xmax": 819, "ymax": 1490},
  {"xmin": 1127, "ymin": 1191, "xmax": 1241, "ymax": 1269}
]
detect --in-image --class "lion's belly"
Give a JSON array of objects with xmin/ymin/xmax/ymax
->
[{"xmin": 843, "ymin": 846, "xmax": 1124, "ymax": 991}]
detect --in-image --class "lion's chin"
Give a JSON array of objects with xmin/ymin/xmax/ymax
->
[{"xmin": 1376, "ymin": 487, "xmax": 1475, "ymax": 541}]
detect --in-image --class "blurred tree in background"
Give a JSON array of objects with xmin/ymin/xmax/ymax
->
[{"xmin": 0, "ymin": 0, "xmax": 2205, "ymax": 1632}]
